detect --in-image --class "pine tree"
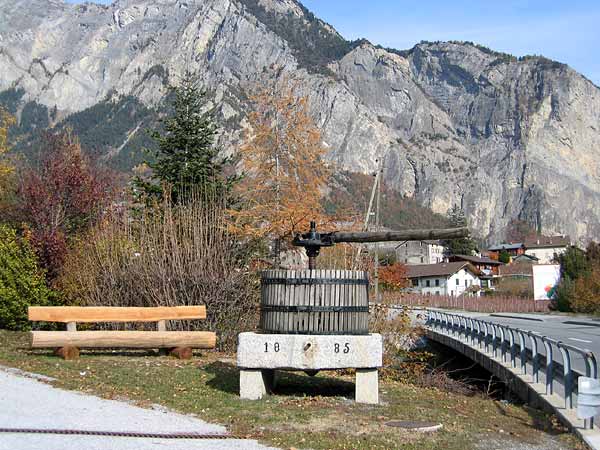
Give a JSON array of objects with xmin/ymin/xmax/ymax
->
[
  {"xmin": 441, "ymin": 205, "xmax": 478, "ymax": 256},
  {"xmin": 137, "ymin": 73, "xmax": 234, "ymax": 203}
]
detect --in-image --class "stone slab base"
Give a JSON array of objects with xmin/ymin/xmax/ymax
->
[
  {"xmin": 237, "ymin": 333, "xmax": 382, "ymax": 404},
  {"xmin": 237, "ymin": 332, "xmax": 383, "ymax": 370},
  {"xmin": 239, "ymin": 368, "xmax": 379, "ymax": 404}
]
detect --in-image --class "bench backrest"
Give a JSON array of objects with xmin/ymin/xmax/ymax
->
[{"xmin": 28, "ymin": 306, "xmax": 206, "ymax": 323}]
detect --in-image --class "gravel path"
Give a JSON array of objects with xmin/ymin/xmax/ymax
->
[{"xmin": 0, "ymin": 369, "xmax": 276, "ymax": 450}]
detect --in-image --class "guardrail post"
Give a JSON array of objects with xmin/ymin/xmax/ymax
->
[
  {"xmin": 558, "ymin": 344, "xmax": 572, "ymax": 409},
  {"xmin": 508, "ymin": 329, "xmax": 516, "ymax": 368},
  {"xmin": 474, "ymin": 320, "xmax": 481, "ymax": 347},
  {"xmin": 583, "ymin": 352, "xmax": 598, "ymax": 429},
  {"xmin": 530, "ymin": 334, "xmax": 539, "ymax": 383},
  {"xmin": 517, "ymin": 330, "xmax": 526, "ymax": 375},
  {"xmin": 492, "ymin": 324, "xmax": 498, "ymax": 358},
  {"xmin": 543, "ymin": 338, "xmax": 554, "ymax": 395},
  {"xmin": 483, "ymin": 322, "xmax": 490, "ymax": 352},
  {"xmin": 467, "ymin": 318, "xmax": 474, "ymax": 344},
  {"xmin": 499, "ymin": 326, "xmax": 507, "ymax": 362}
]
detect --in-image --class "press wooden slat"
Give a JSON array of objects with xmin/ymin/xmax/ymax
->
[
  {"xmin": 259, "ymin": 270, "xmax": 369, "ymax": 335},
  {"xmin": 29, "ymin": 306, "xmax": 206, "ymax": 323}
]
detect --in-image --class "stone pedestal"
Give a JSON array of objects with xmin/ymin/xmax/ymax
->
[{"xmin": 237, "ymin": 333, "xmax": 382, "ymax": 404}]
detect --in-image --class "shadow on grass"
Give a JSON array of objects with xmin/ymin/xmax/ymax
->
[
  {"xmin": 24, "ymin": 348, "xmax": 160, "ymax": 358},
  {"xmin": 204, "ymin": 361, "xmax": 355, "ymax": 399}
]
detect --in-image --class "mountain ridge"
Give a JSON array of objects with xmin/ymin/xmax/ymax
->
[{"xmin": 1, "ymin": 0, "xmax": 599, "ymax": 244}]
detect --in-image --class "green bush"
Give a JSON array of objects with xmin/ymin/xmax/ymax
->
[
  {"xmin": 498, "ymin": 250, "xmax": 511, "ymax": 264},
  {"xmin": 0, "ymin": 225, "xmax": 54, "ymax": 330}
]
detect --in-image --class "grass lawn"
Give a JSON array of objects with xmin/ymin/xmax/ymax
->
[{"xmin": 0, "ymin": 331, "xmax": 584, "ymax": 450}]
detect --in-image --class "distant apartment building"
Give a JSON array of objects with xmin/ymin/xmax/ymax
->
[
  {"xmin": 396, "ymin": 240, "xmax": 445, "ymax": 265},
  {"xmin": 523, "ymin": 236, "xmax": 571, "ymax": 264},
  {"xmin": 406, "ymin": 262, "xmax": 482, "ymax": 297}
]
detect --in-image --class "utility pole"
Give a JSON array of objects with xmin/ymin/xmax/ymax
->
[
  {"xmin": 352, "ymin": 164, "xmax": 381, "ymax": 270},
  {"xmin": 373, "ymin": 158, "xmax": 383, "ymax": 304}
]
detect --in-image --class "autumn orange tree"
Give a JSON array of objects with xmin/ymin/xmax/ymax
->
[
  {"xmin": 379, "ymin": 262, "xmax": 410, "ymax": 291},
  {"xmin": 234, "ymin": 77, "xmax": 331, "ymax": 246}
]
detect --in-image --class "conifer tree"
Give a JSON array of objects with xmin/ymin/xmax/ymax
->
[
  {"xmin": 441, "ymin": 205, "xmax": 478, "ymax": 256},
  {"xmin": 137, "ymin": 73, "xmax": 234, "ymax": 203}
]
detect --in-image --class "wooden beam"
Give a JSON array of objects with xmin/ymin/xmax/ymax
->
[
  {"xmin": 331, "ymin": 227, "xmax": 469, "ymax": 243},
  {"xmin": 30, "ymin": 331, "xmax": 216, "ymax": 349},
  {"xmin": 28, "ymin": 306, "xmax": 207, "ymax": 323}
]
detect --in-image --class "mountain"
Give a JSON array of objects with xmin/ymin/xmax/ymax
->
[{"xmin": 1, "ymin": 0, "xmax": 600, "ymax": 244}]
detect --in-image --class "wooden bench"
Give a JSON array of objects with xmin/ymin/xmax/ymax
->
[{"xmin": 28, "ymin": 306, "xmax": 216, "ymax": 360}]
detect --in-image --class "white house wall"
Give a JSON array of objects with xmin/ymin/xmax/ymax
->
[{"xmin": 412, "ymin": 268, "xmax": 481, "ymax": 296}]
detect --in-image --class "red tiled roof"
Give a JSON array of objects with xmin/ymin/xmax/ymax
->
[
  {"xmin": 524, "ymin": 236, "xmax": 570, "ymax": 249},
  {"xmin": 450, "ymin": 254, "xmax": 504, "ymax": 266},
  {"xmin": 406, "ymin": 262, "xmax": 477, "ymax": 278}
]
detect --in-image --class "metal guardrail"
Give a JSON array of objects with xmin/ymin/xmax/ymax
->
[{"xmin": 426, "ymin": 310, "xmax": 598, "ymax": 429}]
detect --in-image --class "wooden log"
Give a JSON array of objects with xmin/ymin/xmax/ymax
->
[
  {"xmin": 28, "ymin": 306, "xmax": 206, "ymax": 323},
  {"xmin": 169, "ymin": 347, "xmax": 193, "ymax": 360},
  {"xmin": 330, "ymin": 227, "xmax": 469, "ymax": 243},
  {"xmin": 54, "ymin": 346, "xmax": 79, "ymax": 360},
  {"xmin": 30, "ymin": 331, "xmax": 216, "ymax": 349}
]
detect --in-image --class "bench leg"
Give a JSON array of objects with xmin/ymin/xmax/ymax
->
[
  {"xmin": 157, "ymin": 320, "xmax": 168, "ymax": 356},
  {"xmin": 355, "ymin": 368, "xmax": 379, "ymax": 404},
  {"xmin": 55, "ymin": 346, "xmax": 79, "ymax": 360},
  {"xmin": 169, "ymin": 347, "xmax": 192, "ymax": 360}
]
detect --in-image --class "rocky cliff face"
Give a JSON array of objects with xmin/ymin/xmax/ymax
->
[{"xmin": 1, "ymin": 0, "xmax": 599, "ymax": 244}]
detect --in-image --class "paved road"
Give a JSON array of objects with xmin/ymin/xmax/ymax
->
[
  {"xmin": 446, "ymin": 312, "xmax": 600, "ymax": 375},
  {"xmin": 0, "ymin": 368, "xmax": 276, "ymax": 450}
]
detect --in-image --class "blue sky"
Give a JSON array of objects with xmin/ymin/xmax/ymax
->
[{"xmin": 67, "ymin": 0, "xmax": 600, "ymax": 85}]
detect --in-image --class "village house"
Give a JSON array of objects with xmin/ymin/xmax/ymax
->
[
  {"xmin": 512, "ymin": 253, "xmax": 540, "ymax": 264},
  {"xmin": 487, "ymin": 243, "xmax": 525, "ymax": 260},
  {"xmin": 448, "ymin": 254, "xmax": 504, "ymax": 289},
  {"xmin": 406, "ymin": 262, "xmax": 482, "ymax": 297},
  {"xmin": 523, "ymin": 235, "xmax": 571, "ymax": 264},
  {"xmin": 395, "ymin": 240, "xmax": 445, "ymax": 265}
]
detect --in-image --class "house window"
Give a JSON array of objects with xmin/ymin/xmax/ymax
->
[
  {"xmin": 456, "ymin": 278, "xmax": 459, "ymax": 286},
  {"xmin": 426, "ymin": 280, "xmax": 431, "ymax": 287},
  {"xmin": 465, "ymin": 279, "xmax": 468, "ymax": 287},
  {"xmin": 412, "ymin": 279, "xmax": 418, "ymax": 287},
  {"xmin": 451, "ymin": 290, "xmax": 454, "ymax": 296},
  {"xmin": 420, "ymin": 257, "xmax": 424, "ymax": 263},
  {"xmin": 435, "ymin": 279, "xmax": 440, "ymax": 287},
  {"xmin": 435, "ymin": 291, "xmax": 440, "ymax": 296}
]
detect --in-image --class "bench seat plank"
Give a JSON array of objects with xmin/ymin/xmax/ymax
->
[
  {"xmin": 30, "ymin": 331, "xmax": 216, "ymax": 349},
  {"xmin": 28, "ymin": 306, "xmax": 206, "ymax": 323}
]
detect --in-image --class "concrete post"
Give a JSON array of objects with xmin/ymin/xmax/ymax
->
[
  {"xmin": 355, "ymin": 369, "xmax": 379, "ymax": 404},
  {"xmin": 240, "ymin": 369, "xmax": 272, "ymax": 400}
]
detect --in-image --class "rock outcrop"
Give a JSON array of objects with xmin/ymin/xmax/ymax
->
[{"xmin": 1, "ymin": 0, "xmax": 599, "ymax": 244}]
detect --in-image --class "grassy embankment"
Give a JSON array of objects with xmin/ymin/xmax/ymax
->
[{"xmin": 0, "ymin": 331, "xmax": 583, "ymax": 450}]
